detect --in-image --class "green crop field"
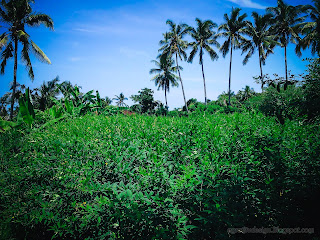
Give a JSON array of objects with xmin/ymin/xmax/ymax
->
[{"xmin": 1, "ymin": 113, "xmax": 319, "ymax": 239}]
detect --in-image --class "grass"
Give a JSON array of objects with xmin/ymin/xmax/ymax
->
[{"xmin": 1, "ymin": 112, "xmax": 320, "ymax": 239}]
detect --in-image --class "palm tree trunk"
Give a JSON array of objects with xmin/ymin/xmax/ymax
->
[
  {"xmin": 165, "ymin": 86, "xmax": 168, "ymax": 109},
  {"xmin": 228, "ymin": 42, "xmax": 233, "ymax": 106},
  {"xmin": 284, "ymin": 44, "xmax": 288, "ymax": 82},
  {"xmin": 175, "ymin": 53, "xmax": 188, "ymax": 112},
  {"xmin": 10, "ymin": 37, "xmax": 18, "ymax": 121},
  {"xmin": 201, "ymin": 61, "xmax": 207, "ymax": 105},
  {"xmin": 259, "ymin": 48, "xmax": 264, "ymax": 91}
]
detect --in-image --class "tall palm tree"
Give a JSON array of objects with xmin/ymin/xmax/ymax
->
[
  {"xmin": 159, "ymin": 20, "xmax": 189, "ymax": 112},
  {"xmin": 218, "ymin": 8, "xmax": 248, "ymax": 106},
  {"xmin": 242, "ymin": 12, "xmax": 278, "ymax": 90},
  {"xmin": 188, "ymin": 18, "xmax": 220, "ymax": 105},
  {"xmin": 267, "ymin": 0, "xmax": 307, "ymax": 82},
  {"xmin": 296, "ymin": 0, "xmax": 320, "ymax": 56},
  {"xmin": 113, "ymin": 93, "xmax": 128, "ymax": 107},
  {"xmin": 0, "ymin": 0, "xmax": 54, "ymax": 120},
  {"xmin": 150, "ymin": 56, "xmax": 180, "ymax": 108}
]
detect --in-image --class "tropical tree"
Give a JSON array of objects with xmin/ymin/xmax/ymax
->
[
  {"xmin": 296, "ymin": 0, "xmax": 320, "ymax": 56},
  {"xmin": 33, "ymin": 77, "xmax": 60, "ymax": 111},
  {"xmin": 0, "ymin": 0, "xmax": 54, "ymax": 120},
  {"xmin": 0, "ymin": 82, "xmax": 26, "ymax": 116},
  {"xmin": 218, "ymin": 8, "xmax": 248, "ymax": 105},
  {"xmin": 113, "ymin": 93, "xmax": 128, "ymax": 107},
  {"xmin": 267, "ymin": 0, "xmax": 307, "ymax": 82},
  {"xmin": 159, "ymin": 20, "xmax": 189, "ymax": 112},
  {"xmin": 236, "ymin": 85, "xmax": 256, "ymax": 102},
  {"xmin": 242, "ymin": 12, "xmax": 278, "ymax": 90},
  {"xmin": 130, "ymin": 88, "xmax": 158, "ymax": 114},
  {"xmin": 104, "ymin": 96, "xmax": 112, "ymax": 106},
  {"xmin": 188, "ymin": 18, "xmax": 220, "ymax": 105},
  {"xmin": 150, "ymin": 56, "xmax": 179, "ymax": 108}
]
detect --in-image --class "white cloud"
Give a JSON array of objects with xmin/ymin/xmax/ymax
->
[
  {"xmin": 227, "ymin": 0, "xmax": 266, "ymax": 9},
  {"xmin": 69, "ymin": 57, "xmax": 82, "ymax": 62},
  {"xmin": 119, "ymin": 47, "xmax": 150, "ymax": 58}
]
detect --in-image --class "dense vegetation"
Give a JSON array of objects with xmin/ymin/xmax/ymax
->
[
  {"xmin": 1, "ymin": 113, "xmax": 320, "ymax": 239},
  {"xmin": 1, "ymin": 0, "xmax": 320, "ymax": 239}
]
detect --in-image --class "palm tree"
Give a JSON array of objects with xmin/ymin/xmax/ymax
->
[
  {"xmin": 242, "ymin": 12, "xmax": 278, "ymax": 90},
  {"xmin": 188, "ymin": 18, "xmax": 220, "ymax": 105},
  {"xmin": 33, "ymin": 77, "xmax": 60, "ymax": 111},
  {"xmin": 267, "ymin": 0, "xmax": 307, "ymax": 82},
  {"xmin": 113, "ymin": 93, "xmax": 128, "ymax": 107},
  {"xmin": 236, "ymin": 85, "xmax": 256, "ymax": 102},
  {"xmin": 296, "ymin": 0, "xmax": 320, "ymax": 56},
  {"xmin": 104, "ymin": 96, "xmax": 112, "ymax": 106},
  {"xmin": 159, "ymin": 20, "xmax": 189, "ymax": 112},
  {"xmin": 150, "ymin": 56, "xmax": 179, "ymax": 108},
  {"xmin": 218, "ymin": 8, "xmax": 248, "ymax": 106},
  {"xmin": 0, "ymin": 0, "xmax": 54, "ymax": 120}
]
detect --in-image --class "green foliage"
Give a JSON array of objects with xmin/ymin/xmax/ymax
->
[
  {"xmin": 130, "ymin": 88, "xmax": 158, "ymax": 114},
  {"xmin": 302, "ymin": 58, "xmax": 320, "ymax": 119},
  {"xmin": 1, "ymin": 113, "xmax": 319, "ymax": 239},
  {"xmin": 17, "ymin": 87, "xmax": 35, "ymax": 127},
  {"xmin": 245, "ymin": 86, "xmax": 303, "ymax": 124}
]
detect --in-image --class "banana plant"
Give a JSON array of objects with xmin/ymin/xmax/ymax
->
[
  {"xmin": 0, "ymin": 87, "xmax": 35, "ymax": 131},
  {"xmin": 17, "ymin": 87, "xmax": 35, "ymax": 127}
]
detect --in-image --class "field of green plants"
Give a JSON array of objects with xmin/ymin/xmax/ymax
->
[{"xmin": 1, "ymin": 112, "xmax": 319, "ymax": 239}]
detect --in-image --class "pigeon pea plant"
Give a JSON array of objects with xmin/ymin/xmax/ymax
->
[{"xmin": 0, "ymin": 113, "xmax": 319, "ymax": 239}]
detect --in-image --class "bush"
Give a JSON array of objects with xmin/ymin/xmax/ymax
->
[{"xmin": 302, "ymin": 58, "xmax": 320, "ymax": 120}]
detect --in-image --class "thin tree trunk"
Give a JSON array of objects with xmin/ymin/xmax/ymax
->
[
  {"xmin": 176, "ymin": 53, "xmax": 188, "ymax": 112},
  {"xmin": 284, "ymin": 44, "xmax": 288, "ymax": 82},
  {"xmin": 228, "ymin": 42, "xmax": 233, "ymax": 106},
  {"xmin": 165, "ymin": 86, "xmax": 168, "ymax": 109},
  {"xmin": 201, "ymin": 61, "xmax": 207, "ymax": 105},
  {"xmin": 10, "ymin": 37, "xmax": 18, "ymax": 121},
  {"xmin": 259, "ymin": 47, "xmax": 264, "ymax": 91}
]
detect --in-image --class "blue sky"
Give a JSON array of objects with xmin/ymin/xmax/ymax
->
[{"xmin": 0, "ymin": 0, "xmax": 314, "ymax": 109}]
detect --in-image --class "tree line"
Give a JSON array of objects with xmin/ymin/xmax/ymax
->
[{"xmin": 151, "ymin": 0, "xmax": 320, "ymax": 111}]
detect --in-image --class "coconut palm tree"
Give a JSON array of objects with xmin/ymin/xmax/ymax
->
[
  {"xmin": 296, "ymin": 0, "xmax": 320, "ymax": 56},
  {"xmin": 104, "ymin": 96, "xmax": 112, "ymax": 106},
  {"xmin": 159, "ymin": 20, "xmax": 189, "ymax": 112},
  {"xmin": 188, "ymin": 18, "xmax": 220, "ymax": 105},
  {"xmin": 0, "ymin": 0, "xmax": 54, "ymax": 120},
  {"xmin": 150, "ymin": 56, "xmax": 179, "ymax": 109},
  {"xmin": 33, "ymin": 77, "xmax": 60, "ymax": 111},
  {"xmin": 218, "ymin": 8, "xmax": 248, "ymax": 106},
  {"xmin": 267, "ymin": 0, "xmax": 307, "ymax": 82},
  {"xmin": 242, "ymin": 12, "xmax": 278, "ymax": 90},
  {"xmin": 236, "ymin": 85, "xmax": 256, "ymax": 102},
  {"xmin": 113, "ymin": 93, "xmax": 128, "ymax": 107}
]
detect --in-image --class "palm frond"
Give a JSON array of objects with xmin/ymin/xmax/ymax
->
[
  {"xmin": 30, "ymin": 40, "xmax": 51, "ymax": 64},
  {"xmin": 0, "ymin": 41, "xmax": 13, "ymax": 74},
  {"xmin": 26, "ymin": 13, "xmax": 54, "ymax": 30}
]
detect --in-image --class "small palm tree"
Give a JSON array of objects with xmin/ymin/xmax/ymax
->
[
  {"xmin": 159, "ymin": 20, "xmax": 189, "ymax": 112},
  {"xmin": 33, "ymin": 77, "xmax": 60, "ymax": 111},
  {"xmin": 267, "ymin": 0, "xmax": 307, "ymax": 82},
  {"xmin": 150, "ymin": 56, "xmax": 179, "ymax": 109},
  {"xmin": 113, "ymin": 93, "xmax": 128, "ymax": 107},
  {"xmin": 0, "ymin": 0, "xmax": 54, "ymax": 120},
  {"xmin": 104, "ymin": 97, "xmax": 112, "ymax": 106},
  {"xmin": 218, "ymin": 7, "xmax": 248, "ymax": 106},
  {"xmin": 242, "ymin": 12, "xmax": 278, "ymax": 90},
  {"xmin": 188, "ymin": 18, "xmax": 220, "ymax": 105},
  {"xmin": 296, "ymin": 0, "xmax": 320, "ymax": 56},
  {"xmin": 236, "ymin": 85, "xmax": 256, "ymax": 102}
]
